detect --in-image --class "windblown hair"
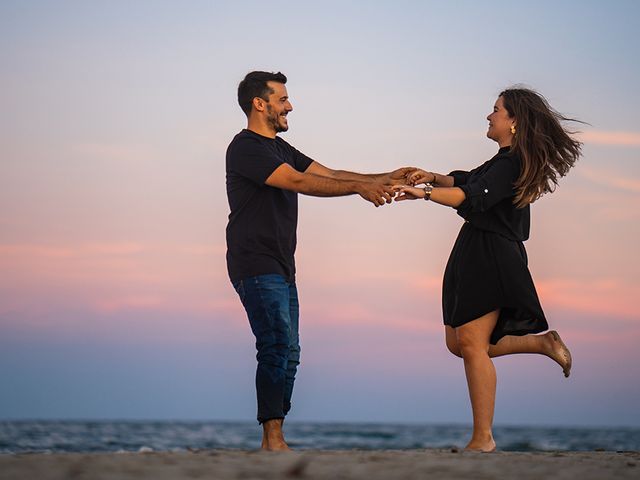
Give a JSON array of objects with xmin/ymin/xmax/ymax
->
[
  {"xmin": 237, "ymin": 71, "xmax": 287, "ymax": 116},
  {"xmin": 500, "ymin": 87, "xmax": 583, "ymax": 208}
]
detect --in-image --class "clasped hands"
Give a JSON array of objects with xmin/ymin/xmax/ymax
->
[{"xmin": 360, "ymin": 167, "xmax": 435, "ymax": 206}]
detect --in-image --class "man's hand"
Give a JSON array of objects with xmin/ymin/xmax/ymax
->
[
  {"xmin": 357, "ymin": 182, "xmax": 396, "ymax": 207},
  {"xmin": 393, "ymin": 184, "xmax": 425, "ymax": 201},
  {"xmin": 381, "ymin": 167, "xmax": 419, "ymax": 186}
]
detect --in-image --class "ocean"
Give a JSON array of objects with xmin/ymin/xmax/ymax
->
[{"xmin": 1, "ymin": 421, "xmax": 638, "ymax": 454}]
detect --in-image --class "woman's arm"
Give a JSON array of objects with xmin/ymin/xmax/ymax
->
[
  {"xmin": 394, "ymin": 185, "xmax": 466, "ymax": 208},
  {"xmin": 407, "ymin": 169, "xmax": 455, "ymax": 187}
]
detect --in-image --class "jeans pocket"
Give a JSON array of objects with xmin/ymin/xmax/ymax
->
[{"xmin": 233, "ymin": 280, "xmax": 246, "ymax": 302}]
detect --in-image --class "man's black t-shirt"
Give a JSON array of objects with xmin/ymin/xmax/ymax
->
[{"xmin": 225, "ymin": 129, "xmax": 314, "ymax": 283}]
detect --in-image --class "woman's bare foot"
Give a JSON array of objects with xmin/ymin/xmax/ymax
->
[
  {"xmin": 544, "ymin": 330, "xmax": 572, "ymax": 378},
  {"xmin": 464, "ymin": 434, "xmax": 496, "ymax": 453}
]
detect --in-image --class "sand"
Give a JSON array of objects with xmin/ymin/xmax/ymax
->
[{"xmin": 1, "ymin": 449, "xmax": 638, "ymax": 480}]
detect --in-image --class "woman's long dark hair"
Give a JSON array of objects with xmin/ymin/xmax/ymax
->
[{"xmin": 500, "ymin": 87, "xmax": 583, "ymax": 207}]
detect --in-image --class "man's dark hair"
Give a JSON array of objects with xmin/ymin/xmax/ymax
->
[{"xmin": 237, "ymin": 71, "xmax": 287, "ymax": 116}]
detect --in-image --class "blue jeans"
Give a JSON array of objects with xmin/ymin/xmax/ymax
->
[{"xmin": 232, "ymin": 274, "xmax": 300, "ymax": 424}]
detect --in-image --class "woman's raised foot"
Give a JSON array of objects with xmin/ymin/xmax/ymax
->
[{"xmin": 545, "ymin": 330, "xmax": 572, "ymax": 378}]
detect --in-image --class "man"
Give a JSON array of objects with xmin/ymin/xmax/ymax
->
[{"xmin": 225, "ymin": 71, "xmax": 414, "ymax": 450}]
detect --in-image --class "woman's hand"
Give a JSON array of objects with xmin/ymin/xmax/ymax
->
[
  {"xmin": 407, "ymin": 169, "xmax": 436, "ymax": 186},
  {"xmin": 393, "ymin": 185, "xmax": 425, "ymax": 201}
]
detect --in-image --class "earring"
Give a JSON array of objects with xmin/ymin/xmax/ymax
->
[{"xmin": 510, "ymin": 125, "xmax": 516, "ymax": 134}]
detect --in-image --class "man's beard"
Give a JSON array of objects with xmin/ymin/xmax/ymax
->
[{"xmin": 267, "ymin": 104, "xmax": 288, "ymax": 132}]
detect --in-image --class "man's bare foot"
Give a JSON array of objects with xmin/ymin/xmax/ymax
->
[
  {"xmin": 464, "ymin": 436, "xmax": 496, "ymax": 453},
  {"xmin": 544, "ymin": 330, "xmax": 572, "ymax": 378},
  {"xmin": 261, "ymin": 418, "xmax": 291, "ymax": 451}
]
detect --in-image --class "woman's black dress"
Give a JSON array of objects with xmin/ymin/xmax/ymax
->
[{"xmin": 443, "ymin": 146, "xmax": 548, "ymax": 345}]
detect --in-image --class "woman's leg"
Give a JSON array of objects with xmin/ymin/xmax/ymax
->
[
  {"xmin": 490, "ymin": 331, "xmax": 572, "ymax": 377},
  {"xmin": 445, "ymin": 326, "xmax": 572, "ymax": 377},
  {"xmin": 455, "ymin": 310, "xmax": 499, "ymax": 452}
]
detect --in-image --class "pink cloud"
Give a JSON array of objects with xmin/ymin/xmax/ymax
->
[
  {"xmin": 579, "ymin": 130, "xmax": 640, "ymax": 147},
  {"xmin": 303, "ymin": 299, "xmax": 440, "ymax": 333},
  {"xmin": 0, "ymin": 241, "xmax": 228, "ymax": 314},
  {"xmin": 0, "ymin": 242, "xmax": 148, "ymax": 259},
  {"xmin": 0, "ymin": 244, "xmax": 76, "ymax": 258},
  {"xmin": 2, "ymin": 239, "xmax": 637, "ymax": 350},
  {"xmin": 94, "ymin": 294, "xmax": 169, "ymax": 312},
  {"xmin": 299, "ymin": 274, "xmax": 443, "ymax": 335},
  {"xmin": 407, "ymin": 274, "xmax": 443, "ymax": 292},
  {"xmin": 578, "ymin": 166, "xmax": 640, "ymax": 193},
  {"xmin": 536, "ymin": 277, "xmax": 639, "ymax": 320},
  {"xmin": 175, "ymin": 244, "xmax": 225, "ymax": 255},
  {"xmin": 425, "ymin": 129, "xmax": 640, "ymax": 148},
  {"xmin": 0, "ymin": 242, "xmax": 223, "ymax": 258},
  {"xmin": 92, "ymin": 295, "xmax": 244, "ymax": 317}
]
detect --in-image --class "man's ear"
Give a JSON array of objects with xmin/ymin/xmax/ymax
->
[{"xmin": 252, "ymin": 97, "xmax": 266, "ymax": 112}]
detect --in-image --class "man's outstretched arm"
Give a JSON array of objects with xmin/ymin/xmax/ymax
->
[
  {"xmin": 265, "ymin": 163, "xmax": 395, "ymax": 207},
  {"xmin": 305, "ymin": 161, "xmax": 416, "ymax": 185}
]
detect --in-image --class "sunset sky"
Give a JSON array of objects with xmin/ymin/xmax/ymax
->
[{"xmin": 1, "ymin": 1, "xmax": 639, "ymax": 427}]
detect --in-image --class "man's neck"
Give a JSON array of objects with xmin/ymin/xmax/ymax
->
[{"xmin": 247, "ymin": 118, "xmax": 276, "ymax": 139}]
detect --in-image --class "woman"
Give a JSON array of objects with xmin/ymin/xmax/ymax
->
[{"xmin": 395, "ymin": 87, "xmax": 582, "ymax": 452}]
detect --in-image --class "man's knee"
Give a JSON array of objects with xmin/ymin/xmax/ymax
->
[
  {"xmin": 256, "ymin": 341, "xmax": 290, "ymax": 369},
  {"xmin": 287, "ymin": 343, "xmax": 301, "ymax": 364}
]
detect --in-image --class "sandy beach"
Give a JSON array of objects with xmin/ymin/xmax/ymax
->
[{"xmin": 1, "ymin": 449, "xmax": 638, "ymax": 480}]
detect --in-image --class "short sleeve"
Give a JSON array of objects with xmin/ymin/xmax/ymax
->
[
  {"xmin": 288, "ymin": 144, "xmax": 314, "ymax": 172},
  {"xmin": 457, "ymin": 155, "xmax": 520, "ymax": 214},
  {"xmin": 228, "ymin": 137, "xmax": 284, "ymax": 186}
]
